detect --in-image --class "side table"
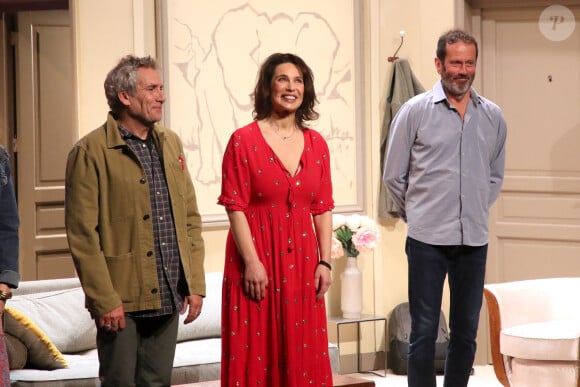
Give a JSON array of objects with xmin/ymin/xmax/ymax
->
[{"xmin": 327, "ymin": 314, "xmax": 387, "ymax": 377}]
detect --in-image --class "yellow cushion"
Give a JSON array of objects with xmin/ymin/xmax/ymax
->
[{"xmin": 4, "ymin": 307, "xmax": 68, "ymax": 370}]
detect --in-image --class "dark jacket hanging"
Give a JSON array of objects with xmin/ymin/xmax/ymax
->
[{"xmin": 379, "ymin": 59, "xmax": 425, "ymax": 218}]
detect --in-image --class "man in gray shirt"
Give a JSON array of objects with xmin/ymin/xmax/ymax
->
[{"xmin": 383, "ymin": 30, "xmax": 507, "ymax": 387}]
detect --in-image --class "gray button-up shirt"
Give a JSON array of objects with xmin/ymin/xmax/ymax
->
[{"xmin": 383, "ymin": 81, "xmax": 507, "ymax": 246}]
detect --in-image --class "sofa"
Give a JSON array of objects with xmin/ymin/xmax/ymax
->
[
  {"xmin": 484, "ymin": 277, "xmax": 580, "ymax": 387},
  {"xmin": 6, "ymin": 272, "xmax": 339, "ymax": 386}
]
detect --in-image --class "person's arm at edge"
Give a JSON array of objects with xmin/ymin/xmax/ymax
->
[
  {"xmin": 0, "ymin": 152, "xmax": 19, "ymax": 317},
  {"xmin": 0, "ymin": 148, "xmax": 20, "ymax": 291}
]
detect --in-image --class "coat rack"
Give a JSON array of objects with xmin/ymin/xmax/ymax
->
[{"xmin": 388, "ymin": 30, "xmax": 406, "ymax": 62}]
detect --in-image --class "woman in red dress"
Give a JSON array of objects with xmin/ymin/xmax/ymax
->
[{"xmin": 218, "ymin": 53, "xmax": 334, "ymax": 386}]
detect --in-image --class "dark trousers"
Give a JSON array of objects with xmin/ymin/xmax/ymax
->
[
  {"xmin": 97, "ymin": 313, "xmax": 179, "ymax": 387},
  {"xmin": 405, "ymin": 237, "xmax": 487, "ymax": 387}
]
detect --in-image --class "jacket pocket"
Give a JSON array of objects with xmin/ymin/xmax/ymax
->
[{"xmin": 105, "ymin": 252, "xmax": 139, "ymax": 301}]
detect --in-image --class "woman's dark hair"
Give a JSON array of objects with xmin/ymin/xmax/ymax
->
[
  {"xmin": 436, "ymin": 30, "xmax": 478, "ymax": 62},
  {"xmin": 252, "ymin": 53, "xmax": 319, "ymax": 127}
]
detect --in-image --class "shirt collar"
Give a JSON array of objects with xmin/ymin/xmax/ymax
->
[
  {"xmin": 118, "ymin": 125, "xmax": 133, "ymax": 139},
  {"xmin": 118, "ymin": 124, "xmax": 150, "ymax": 143},
  {"xmin": 433, "ymin": 80, "xmax": 481, "ymax": 106}
]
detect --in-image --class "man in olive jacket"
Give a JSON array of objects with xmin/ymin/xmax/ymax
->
[{"xmin": 65, "ymin": 55, "xmax": 205, "ymax": 387}]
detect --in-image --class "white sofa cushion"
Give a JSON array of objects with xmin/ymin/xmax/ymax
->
[
  {"xmin": 177, "ymin": 272, "xmax": 222, "ymax": 342},
  {"xmin": 9, "ymin": 349, "xmax": 100, "ymax": 382},
  {"xmin": 501, "ymin": 319, "xmax": 580, "ymax": 361},
  {"xmin": 9, "ymin": 273, "xmax": 224, "ymax": 351},
  {"xmin": 9, "ymin": 287, "xmax": 96, "ymax": 353}
]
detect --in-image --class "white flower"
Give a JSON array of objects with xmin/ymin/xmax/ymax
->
[
  {"xmin": 332, "ymin": 213, "xmax": 346, "ymax": 229},
  {"xmin": 330, "ymin": 237, "xmax": 344, "ymax": 259},
  {"xmin": 345, "ymin": 213, "xmax": 361, "ymax": 230},
  {"xmin": 359, "ymin": 215, "xmax": 378, "ymax": 231}
]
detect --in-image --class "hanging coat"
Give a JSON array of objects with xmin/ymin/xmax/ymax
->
[{"xmin": 379, "ymin": 59, "xmax": 425, "ymax": 218}]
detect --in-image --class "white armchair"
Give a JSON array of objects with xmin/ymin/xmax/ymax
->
[{"xmin": 484, "ymin": 277, "xmax": 580, "ymax": 387}]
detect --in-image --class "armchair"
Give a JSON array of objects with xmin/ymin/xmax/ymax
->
[{"xmin": 484, "ymin": 277, "xmax": 580, "ymax": 387}]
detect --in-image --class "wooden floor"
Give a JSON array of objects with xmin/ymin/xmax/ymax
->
[
  {"xmin": 174, "ymin": 373, "xmax": 374, "ymax": 386},
  {"xmin": 349, "ymin": 365, "xmax": 502, "ymax": 387},
  {"xmin": 173, "ymin": 365, "xmax": 501, "ymax": 386}
]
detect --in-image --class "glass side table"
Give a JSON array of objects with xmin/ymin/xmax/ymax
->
[{"xmin": 327, "ymin": 314, "xmax": 387, "ymax": 377}]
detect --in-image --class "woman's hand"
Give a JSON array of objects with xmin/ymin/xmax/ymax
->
[
  {"xmin": 314, "ymin": 263, "xmax": 332, "ymax": 300},
  {"xmin": 243, "ymin": 260, "xmax": 268, "ymax": 301}
]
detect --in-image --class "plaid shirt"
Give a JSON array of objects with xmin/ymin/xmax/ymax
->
[{"xmin": 120, "ymin": 127, "xmax": 184, "ymax": 317}]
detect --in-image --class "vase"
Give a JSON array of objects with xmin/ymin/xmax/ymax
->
[{"xmin": 340, "ymin": 256, "xmax": 362, "ymax": 319}]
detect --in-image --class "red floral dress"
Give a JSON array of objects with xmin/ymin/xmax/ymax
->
[{"xmin": 218, "ymin": 121, "xmax": 334, "ymax": 386}]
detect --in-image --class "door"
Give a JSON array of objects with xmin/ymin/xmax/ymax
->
[
  {"xmin": 479, "ymin": 3, "xmax": 580, "ymax": 361},
  {"xmin": 483, "ymin": 5, "xmax": 580, "ymax": 289},
  {"xmin": 16, "ymin": 10, "xmax": 76, "ymax": 280}
]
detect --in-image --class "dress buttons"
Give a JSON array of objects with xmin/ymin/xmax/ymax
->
[
  {"xmin": 140, "ymin": 178, "xmax": 146, "ymax": 184},
  {"xmin": 151, "ymin": 288, "xmax": 158, "ymax": 294},
  {"xmin": 147, "ymin": 251, "xmax": 153, "ymax": 257},
  {"xmin": 143, "ymin": 214, "xmax": 150, "ymax": 220}
]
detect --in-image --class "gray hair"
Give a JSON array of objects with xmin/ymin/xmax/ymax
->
[{"xmin": 104, "ymin": 55, "xmax": 158, "ymax": 115}]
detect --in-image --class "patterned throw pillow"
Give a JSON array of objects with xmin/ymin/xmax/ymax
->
[
  {"xmin": 4, "ymin": 307, "xmax": 68, "ymax": 370},
  {"xmin": 4, "ymin": 333, "xmax": 27, "ymax": 370}
]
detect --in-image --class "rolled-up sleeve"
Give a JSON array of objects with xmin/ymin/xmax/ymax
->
[{"xmin": 217, "ymin": 132, "xmax": 250, "ymax": 212}]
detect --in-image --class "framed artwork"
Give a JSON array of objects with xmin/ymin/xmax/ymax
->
[{"xmin": 157, "ymin": 0, "xmax": 366, "ymax": 225}]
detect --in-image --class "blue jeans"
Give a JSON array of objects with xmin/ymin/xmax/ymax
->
[{"xmin": 405, "ymin": 237, "xmax": 487, "ymax": 387}]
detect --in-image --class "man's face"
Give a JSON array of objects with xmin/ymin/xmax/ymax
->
[
  {"xmin": 436, "ymin": 42, "xmax": 477, "ymax": 99},
  {"xmin": 125, "ymin": 67, "xmax": 165, "ymax": 125}
]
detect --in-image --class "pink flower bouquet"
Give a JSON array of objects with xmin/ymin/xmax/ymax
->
[{"xmin": 331, "ymin": 213, "xmax": 380, "ymax": 258}]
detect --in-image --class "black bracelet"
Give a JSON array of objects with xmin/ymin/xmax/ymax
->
[{"xmin": 317, "ymin": 260, "xmax": 332, "ymax": 271}]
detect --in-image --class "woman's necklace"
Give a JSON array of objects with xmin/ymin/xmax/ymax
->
[{"xmin": 269, "ymin": 120, "xmax": 297, "ymax": 141}]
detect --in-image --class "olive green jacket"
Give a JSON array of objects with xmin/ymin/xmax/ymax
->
[{"xmin": 65, "ymin": 113, "xmax": 205, "ymax": 317}]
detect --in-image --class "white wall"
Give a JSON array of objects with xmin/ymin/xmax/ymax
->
[{"xmin": 70, "ymin": 0, "xmax": 155, "ymax": 135}]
